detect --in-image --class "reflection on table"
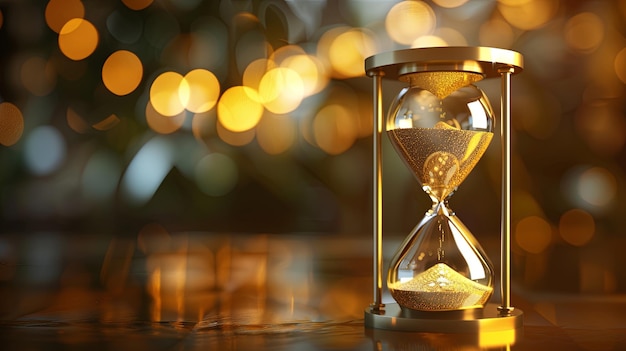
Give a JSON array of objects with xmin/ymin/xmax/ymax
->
[{"xmin": 1, "ymin": 230, "xmax": 625, "ymax": 350}]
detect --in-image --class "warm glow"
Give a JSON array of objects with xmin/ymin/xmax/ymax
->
[
  {"xmin": 21, "ymin": 56, "xmax": 56, "ymax": 96},
  {"xmin": 575, "ymin": 101, "xmax": 626, "ymax": 156},
  {"xmin": 102, "ymin": 50, "xmax": 143, "ymax": 96},
  {"xmin": 256, "ymin": 113, "xmax": 296, "ymax": 155},
  {"xmin": 564, "ymin": 12, "xmax": 604, "ymax": 53},
  {"xmin": 100, "ymin": 238, "xmax": 135, "ymax": 294},
  {"xmin": 328, "ymin": 28, "xmax": 376, "ymax": 79},
  {"xmin": 58, "ymin": 18, "xmax": 99, "ymax": 61},
  {"xmin": 313, "ymin": 104, "xmax": 358, "ymax": 155},
  {"xmin": 434, "ymin": 27, "xmax": 468, "ymax": 46},
  {"xmin": 66, "ymin": 107, "xmax": 90, "ymax": 134},
  {"xmin": 479, "ymin": 18, "xmax": 515, "ymax": 48},
  {"xmin": 614, "ymin": 47, "xmax": 626, "ymax": 84},
  {"xmin": 432, "ymin": 0, "xmax": 470, "ymax": 8},
  {"xmin": 577, "ymin": 167, "xmax": 617, "ymax": 208},
  {"xmin": 0, "ymin": 102, "xmax": 24, "ymax": 146},
  {"xmin": 515, "ymin": 216, "xmax": 553, "ymax": 254},
  {"xmin": 150, "ymin": 265, "xmax": 162, "ymax": 321},
  {"xmin": 498, "ymin": 0, "xmax": 559, "ymax": 31},
  {"xmin": 182, "ymin": 69, "xmax": 220, "ymax": 113},
  {"xmin": 45, "ymin": 0, "xmax": 85, "ymax": 33},
  {"xmin": 217, "ymin": 86, "xmax": 264, "ymax": 132},
  {"xmin": 150, "ymin": 71, "xmax": 186, "ymax": 117},
  {"xmin": 559, "ymin": 209, "xmax": 595, "ymax": 247},
  {"xmin": 122, "ymin": 0, "xmax": 154, "ymax": 10},
  {"xmin": 270, "ymin": 45, "xmax": 306, "ymax": 66},
  {"xmin": 146, "ymin": 101, "xmax": 186, "ymax": 134},
  {"xmin": 92, "ymin": 114, "xmax": 121, "ymax": 131},
  {"xmin": 412, "ymin": 35, "xmax": 448, "ymax": 48},
  {"xmin": 191, "ymin": 110, "xmax": 215, "ymax": 142},
  {"xmin": 280, "ymin": 54, "xmax": 328, "ymax": 97},
  {"xmin": 138, "ymin": 223, "xmax": 171, "ymax": 253},
  {"xmin": 258, "ymin": 67, "xmax": 304, "ymax": 114},
  {"xmin": 217, "ymin": 121, "xmax": 256, "ymax": 146},
  {"xmin": 243, "ymin": 59, "xmax": 276, "ymax": 91},
  {"xmin": 385, "ymin": 0, "xmax": 436, "ymax": 45}
]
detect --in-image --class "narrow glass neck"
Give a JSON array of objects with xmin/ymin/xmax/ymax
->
[{"xmin": 427, "ymin": 195, "xmax": 454, "ymax": 217}]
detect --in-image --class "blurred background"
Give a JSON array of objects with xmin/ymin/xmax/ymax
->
[{"xmin": 1, "ymin": 0, "xmax": 626, "ymax": 327}]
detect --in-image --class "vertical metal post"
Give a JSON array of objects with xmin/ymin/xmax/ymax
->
[
  {"xmin": 371, "ymin": 70, "xmax": 385, "ymax": 312},
  {"xmin": 498, "ymin": 66, "xmax": 514, "ymax": 316}
]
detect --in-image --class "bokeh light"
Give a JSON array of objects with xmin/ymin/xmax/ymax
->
[
  {"xmin": 191, "ymin": 110, "xmax": 215, "ymax": 142},
  {"xmin": 217, "ymin": 121, "xmax": 256, "ymax": 147},
  {"xmin": 328, "ymin": 28, "xmax": 376, "ymax": 79},
  {"xmin": 563, "ymin": 165, "xmax": 619, "ymax": 216},
  {"xmin": 432, "ymin": 0, "xmax": 470, "ymax": 8},
  {"xmin": 21, "ymin": 56, "xmax": 56, "ymax": 96},
  {"xmin": 45, "ymin": 0, "xmax": 85, "ymax": 33},
  {"xmin": 575, "ymin": 101, "xmax": 626, "ymax": 156},
  {"xmin": 258, "ymin": 67, "xmax": 304, "ymax": 114},
  {"xmin": 150, "ymin": 71, "xmax": 186, "ymax": 117},
  {"xmin": 576, "ymin": 167, "xmax": 617, "ymax": 208},
  {"xmin": 433, "ymin": 27, "xmax": 468, "ymax": 46},
  {"xmin": 385, "ymin": 1, "xmax": 436, "ymax": 45},
  {"xmin": 121, "ymin": 137, "xmax": 173, "ymax": 206},
  {"xmin": 559, "ymin": 209, "xmax": 595, "ymax": 247},
  {"xmin": 256, "ymin": 113, "xmax": 296, "ymax": 155},
  {"xmin": 498, "ymin": 0, "xmax": 560, "ymax": 31},
  {"xmin": 146, "ymin": 101, "xmax": 186, "ymax": 134},
  {"xmin": 280, "ymin": 54, "xmax": 328, "ymax": 97},
  {"xmin": 102, "ymin": 50, "xmax": 143, "ymax": 96},
  {"xmin": 217, "ymin": 86, "xmax": 264, "ymax": 132},
  {"xmin": 313, "ymin": 104, "xmax": 357, "ymax": 155},
  {"xmin": 92, "ymin": 114, "xmax": 121, "ymax": 132},
  {"xmin": 58, "ymin": 18, "xmax": 99, "ymax": 61},
  {"xmin": 66, "ymin": 107, "xmax": 90, "ymax": 134},
  {"xmin": 564, "ymin": 12, "xmax": 604, "ymax": 54},
  {"xmin": 412, "ymin": 35, "xmax": 447, "ymax": 48},
  {"xmin": 122, "ymin": 0, "xmax": 154, "ymax": 11},
  {"xmin": 24, "ymin": 126, "xmax": 66, "ymax": 176},
  {"xmin": 479, "ymin": 18, "xmax": 515, "ymax": 48},
  {"xmin": 614, "ymin": 47, "xmax": 626, "ymax": 84},
  {"xmin": 182, "ymin": 69, "xmax": 220, "ymax": 114},
  {"xmin": 243, "ymin": 59, "xmax": 276, "ymax": 92},
  {"xmin": 515, "ymin": 216, "xmax": 553, "ymax": 254},
  {"xmin": 0, "ymin": 102, "xmax": 24, "ymax": 147}
]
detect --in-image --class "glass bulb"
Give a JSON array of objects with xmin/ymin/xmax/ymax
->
[{"xmin": 386, "ymin": 71, "xmax": 495, "ymax": 311}]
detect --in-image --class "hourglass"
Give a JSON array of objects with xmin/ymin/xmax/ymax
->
[{"xmin": 364, "ymin": 47, "xmax": 524, "ymax": 333}]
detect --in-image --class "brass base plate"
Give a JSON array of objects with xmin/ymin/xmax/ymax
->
[{"xmin": 364, "ymin": 303, "xmax": 523, "ymax": 333}]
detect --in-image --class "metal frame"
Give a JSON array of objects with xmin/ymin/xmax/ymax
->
[{"xmin": 364, "ymin": 46, "xmax": 524, "ymax": 333}]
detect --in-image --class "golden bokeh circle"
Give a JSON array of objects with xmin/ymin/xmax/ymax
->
[
  {"xmin": 0, "ymin": 102, "xmax": 24, "ymax": 146},
  {"xmin": 58, "ymin": 18, "xmax": 99, "ymax": 61},
  {"xmin": 102, "ymin": 50, "xmax": 143, "ymax": 96}
]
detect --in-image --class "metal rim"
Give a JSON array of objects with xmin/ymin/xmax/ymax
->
[{"xmin": 365, "ymin": 46, "xmax": 524, "ymax": 80}]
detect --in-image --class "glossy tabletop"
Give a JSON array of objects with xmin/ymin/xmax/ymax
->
[{"xmin": 1, "ymin": 232, "xmax": 624, "ymax": 350}]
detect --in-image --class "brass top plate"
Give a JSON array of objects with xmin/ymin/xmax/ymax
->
[{"xmin": 365, "ymin": 46, "xmax": 524, "ymax": 80}]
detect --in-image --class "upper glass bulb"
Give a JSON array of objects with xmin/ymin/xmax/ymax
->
[{"xmin": 386, "ymin": 72, "xmax": 495, "ymax": 203}]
